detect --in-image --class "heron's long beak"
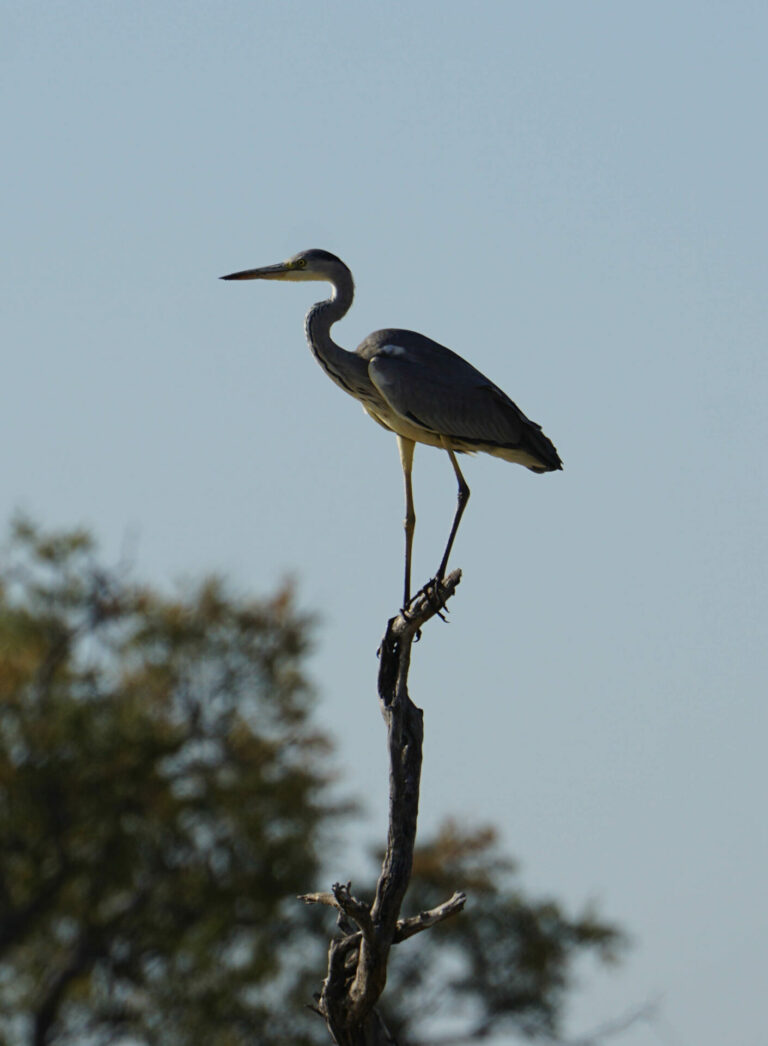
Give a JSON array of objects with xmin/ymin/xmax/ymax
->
[{"xmin": 220, "ymin": 262, "xmax": 290, "ymax": 281}]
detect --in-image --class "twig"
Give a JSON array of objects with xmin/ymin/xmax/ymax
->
[
  {"xmin": 299, "ymin": 889, "xmax": 466, "ymax": 946},
  {"xmin": 332, "ymin": 882, "xmax": 375, "ymax": 941},
  {"xmin": 393, "ymin": 891, "xmax": 467, "ymax": 942}
]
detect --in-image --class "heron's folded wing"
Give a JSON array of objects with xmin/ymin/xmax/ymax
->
[{"xmin": 367, "ymin": 350, "xmax": 536, "ymax": 447}]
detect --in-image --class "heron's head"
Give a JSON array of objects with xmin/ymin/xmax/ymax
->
[{"xmin": 220, "ymin": 249, "xmax": 346, "ymax": 284}]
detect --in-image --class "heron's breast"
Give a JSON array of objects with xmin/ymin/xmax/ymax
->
[{"xmin": 362, "ymin": 404, "xmax": 446, "ymax": 448}]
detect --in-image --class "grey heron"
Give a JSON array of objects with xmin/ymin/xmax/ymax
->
[{"xmin": 221, "ymin": 249, "xmax": 561, "ymax": 608}]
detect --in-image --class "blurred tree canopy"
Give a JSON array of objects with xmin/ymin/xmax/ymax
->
[
  {"xmin": 380, "ymin": 823, "xmax": 622, "ymax": 1044},
  {"xmin": 0, "ymin": 520, "xmax": 623, "ymax": 1046}
]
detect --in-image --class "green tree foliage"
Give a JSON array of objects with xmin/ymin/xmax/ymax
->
[
  {"xmin": 379, "ymin": 822, "xmax": 624, "ymax": 1043},
  {"xmin": 0, "ymin": 519, "xmax": 339, "ymax": 1046},
  {"xmin": 0, "ymin": 520, "xmax": 624, "ymax": 1046}
]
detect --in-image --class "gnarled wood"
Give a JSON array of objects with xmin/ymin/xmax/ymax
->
[{"xmin": 307, "ymin": 572, "xmax": 463, "ymax": 1045}]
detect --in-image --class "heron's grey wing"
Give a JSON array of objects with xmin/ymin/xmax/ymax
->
[{"xmin": 367, "ymin": 344, "xmax": 534, "ymax": 447}]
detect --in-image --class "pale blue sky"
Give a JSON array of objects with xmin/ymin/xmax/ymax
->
[{"xmin": 3, "ymin": 3, "xmax": 767, "ymax": 1044}]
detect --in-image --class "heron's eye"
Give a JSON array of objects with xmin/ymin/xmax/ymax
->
[{"xmin": 295, "ymin": 258, "xmax": 307, "ymax": 269}]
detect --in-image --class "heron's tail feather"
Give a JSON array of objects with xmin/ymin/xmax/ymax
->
[{"xmin": 524, "ymin": 426, "xmax": 562, "ymax": 472}]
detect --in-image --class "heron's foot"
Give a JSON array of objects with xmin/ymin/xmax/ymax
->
[
  {"xmin": 412, "ymin": 577, "xmax": 450, "ymax": 622},
  {"xmin": 398, "ymin": 598, "xmax": 423, "ymax": 640}
]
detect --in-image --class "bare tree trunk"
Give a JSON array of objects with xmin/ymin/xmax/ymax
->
[{"xmin": 301, "ymin": 573, "xmax": 466, "ymax": 1046}]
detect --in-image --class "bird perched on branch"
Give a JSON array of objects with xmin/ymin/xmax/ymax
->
[{"xmin": 222, "ymin": 249, "xmax": 561, "ymax": 608}]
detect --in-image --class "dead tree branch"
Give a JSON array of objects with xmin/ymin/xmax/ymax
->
[
  {"xmin": 392, "ymin": 890, "xmax": 466, "ymax": 943},
  {"xmin": 308, "ymin": 571, "xmax": 463, "ymax": 1046}
]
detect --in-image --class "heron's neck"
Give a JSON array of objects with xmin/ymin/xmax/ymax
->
[{"xmin": 304, "ymin": 271, "xmax": 368, "ymax": 397}]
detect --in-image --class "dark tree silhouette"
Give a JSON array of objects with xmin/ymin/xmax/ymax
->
[{"xmin": 0, "ymin": 518, "xmax": 341, "ymax": 1045}]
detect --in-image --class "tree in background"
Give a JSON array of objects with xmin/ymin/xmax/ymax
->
[
  {"xmin": 0, "ymin": 520, "xmax": 623, "ymax": 1045},
  {"xmin": 0, "ymin": 519, "xmax": 339, "ymax": 1045},
  {"xmin": 378, "ymin": 821, "xmax": 622, "ymax": 1044}
]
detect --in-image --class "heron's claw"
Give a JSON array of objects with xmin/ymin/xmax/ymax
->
[
  {"xmin": 399, "ymin": 599, "xmax": 423, "ymax": 641},
  {"xmin": 409, "ymin": 577, "xmax": 450, "ymax": 622}
]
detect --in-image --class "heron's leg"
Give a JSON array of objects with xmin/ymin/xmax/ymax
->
[
  {"xmin": 397, "ymin": 436, "xmax": 416, "ymax": 607},
  {"xmin": 436, "ymin": 445, "xmax": 470, "ymax": 581}
]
